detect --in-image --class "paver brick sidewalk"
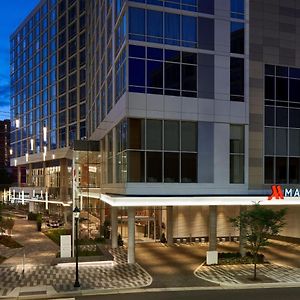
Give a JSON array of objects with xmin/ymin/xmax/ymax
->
[
  {"xmin": 194, "ymin": 263, "xmax": 300, "ymax": 285},
  {"xmin": 0, "ymin": 248, "xmax": 152, "ymax": 297}
]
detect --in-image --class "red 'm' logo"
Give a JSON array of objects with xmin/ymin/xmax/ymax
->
[{"xmin": 268, "ymin": 185, "xmax": 284, "ymax": 200}]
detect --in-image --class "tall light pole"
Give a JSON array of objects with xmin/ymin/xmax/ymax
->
[{"xmin": 73, "ymin": 206, "xmax": 80, "ymax": 288}]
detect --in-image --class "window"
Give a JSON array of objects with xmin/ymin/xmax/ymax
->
[
  {"xmin": 231, "ymin": 22, "xmax": 244, "ymax": 54},
  {"xmin": 146, "ymin": 119, "xmax": 162, "ymax": 150},
  {"xmin": 146, "ymin": 152, "xmax": 162, "ymax": 182},
  {"xmin": 147, "ymin": 10, "xmax": 163, "ymax": 43},
  {"xmin": 231, "ymin": 0, "xmax": 244, "ymax": 19},
  {"xmin": 165, "ymin": 13, "xmax": 180, "ymax": 45},
  {"xmin": 198, "ymin": 17, "xmax": 214, "ymax": 50},
  {"xmin": 164, "ymin": 153, "xmax": 179, "ymax": 182},
  {"xmin": 128, "ymin": 151, "xmax": 145, "ymax": 182},
  {"xmin": 129, "ymin": 7, "xmax": 145, "ymax": 41},
  {"xmin": 230, "ymin": 57, "xmax": 244, "ymax": 101},
  {"xmin": 164, "ymin": 121, "xmax": 179, "ymax": 150},
  {"xmin": 230, "ymin": 125, "xmax": 244, "ymax": 183},
  {"xmin": 182, "ymin": 15, "xmax": 197, "ymax": 47}
]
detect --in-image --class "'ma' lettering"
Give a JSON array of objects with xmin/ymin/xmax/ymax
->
[
  {"xmin": 285, "ymin": 189, "xmax": 293, "ymax": 197},
  {"xmin": 294, "ymin": 189, "xmax": 300, "ymax": 197}
]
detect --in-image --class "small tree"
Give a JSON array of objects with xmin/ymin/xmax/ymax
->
[
  {"xmin": 1, "ymin": 217, "xmax": 14, "ymax": 235},
  {"xmin": 230, "ymin": 204, "xmax": 286, "ymax": 280}
]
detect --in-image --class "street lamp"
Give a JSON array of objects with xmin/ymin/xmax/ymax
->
[{"xmin": 73, "ymin": 206, "xmax": 80, "ymax": 288}]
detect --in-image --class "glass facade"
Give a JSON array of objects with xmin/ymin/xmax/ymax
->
[
  {"xmin": 264, "ymin": 64, "xmax": 300, "ymax": 184},
  {"xmin": 10, "ymin": 0, "xmax": 86, "ymax": 159}
]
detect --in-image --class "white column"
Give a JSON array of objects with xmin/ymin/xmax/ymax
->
[
  {"xmin": 167, "ymin": 206, "xmax": 173, "ymax": 245},
  {"xmin": 45, "ymin": 191, "xmax": 49, "ymax": 210},
  {"xmin": 21, "ymin": 190, "xmax": 25, "ymax": 205},
  {"xmin": 111, "ymin": 207, "xmax": 118, "ymax": 249},
  {"xmin": 127, "ymin": 207, "xmax": 136, "ymax": 264},
  {"xmin": 209, "ymin": 206, "xmax": 217, "ymax": 251}
]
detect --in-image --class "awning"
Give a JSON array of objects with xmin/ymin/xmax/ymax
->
[{"xmin": 78, "ymin": 192, "xmax": 300, "ymax": 207}]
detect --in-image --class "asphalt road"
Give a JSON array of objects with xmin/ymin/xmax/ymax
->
[{"xmin": 76, "ymin": 287, "xmax": 300, "ymax": 300}]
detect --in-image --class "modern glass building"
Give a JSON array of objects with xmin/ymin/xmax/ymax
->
[
  {"xmin": 9, "ymin": 0, "xmax": 300, "ymax": 263},
  {"xmin": 10, "ymin": 0, "xmax": 86, "ymax": 213}
]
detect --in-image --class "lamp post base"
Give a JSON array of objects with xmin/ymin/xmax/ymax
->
[{"xmin": 74, "ymin": 280, "xmax": 80, "ymax": 288}]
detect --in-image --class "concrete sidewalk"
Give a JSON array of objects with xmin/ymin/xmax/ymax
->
[{"xmin": 2, "ymin": 218, "xmax": 58, "ymax": 266}]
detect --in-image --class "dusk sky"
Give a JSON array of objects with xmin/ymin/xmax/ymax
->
[{"xmin": 0, "ymin": 0, "xmax": 39, "ymax": 120}]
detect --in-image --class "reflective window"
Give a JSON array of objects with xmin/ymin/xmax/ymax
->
[
  {"xmin": 230, "ymin": 57, "xmax": 244, "ymax": 101},
  {"xmin": 231, "ymin": 22, "xmax": 244, "ymax": 54},
  {"xmin": 230, "ymin": 125, "xmax": 244, "ymax": 183},
  {"xmin": 147, "ymin": 10, "xmax": 163, "ymax": 43},
  {"xmin": 165, "ymin": 13, "xmax": 180, "ymax": 45},
  {"xmin": 231, "ymin": 0, "xmax": 244, "ymax": 19}
]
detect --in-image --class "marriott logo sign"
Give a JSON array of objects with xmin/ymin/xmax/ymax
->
[{"xmin": 268, "ymin": 185, "xmax": 300, "ymax": 200}]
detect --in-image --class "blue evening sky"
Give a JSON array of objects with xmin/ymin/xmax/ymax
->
[{"xmin": 0, "ymin": 0, "xmax": 40, "ymax": 120}]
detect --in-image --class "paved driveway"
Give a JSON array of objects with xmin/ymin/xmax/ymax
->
[
  {"xmin": 135, "ymin": 240, "xmax": 300, "ymax": 288},
  {"xmin": 135, "ymin": 242, "xmax": 217, "ymax": 288}
]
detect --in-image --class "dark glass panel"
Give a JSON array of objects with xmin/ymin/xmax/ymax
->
[
  {"xmin": 265, "ymin": 76, "xmax": 275, "ymax": 99},
  {"xmin": 182, "ymin": 52, "xmax": 197, "ymax": 64},
  {"xmin": 289, "ymin": 158, "xmax": 300, "ymax": 184},
  {"xmin": 182, "ymin": 64, "xmax": 197, "ymax": 91},
  {"xmin": 181, "ymin": 153, "xmax": 197, "ymax": 183},
  {"xmin": 164, "ymin": 152, "xmax": 179, "ymax": 182},
  {"xmin": 181, "ymin": 122, "xmax": 197, "ymax": 151},
  {"xmin": 265, "ymin": 106, "xmax": 274, "ymax": 126},
  {"xmin": 289, "ymin": 108, "xmax": 300, "ymax": 128},
  {"xmin": 165, "ymin": 62, "xmax": 180, "ymax": 89},
  {"xmin": 276, "ymin": 128, "xmax": 287, "ymax": 156},
  {"xmin": 129, "ymin": 45, "xmax": 145, "ymax": 58},
  {"xmin": 146, "ymin": 119, "xmax": 162, "ymax": 150},
  {"xmin": 128, "ymin": 151, "xmax": 145, "ymax": 182},
  {"xmin": 265, "ymin": 64, "xmax": 275, "ymax": 75},
  {"xmin": 264, "ymin": 127, "xmax": 274, "ymax": 155},
  {"xmin": 147, "ymin": 60, "xmax": 163, "ymax": 88},
  {"xmin": 289, "ymin": 67, "xmax": 300, "ymax": 79},
  {"xmin": 164, "ymin": 13, "xmax": 180, "ymax": 45},
  {"xmin": 275, "ymin": 157, "xmax": 287, "ymax": 183},
  {"xmin": 164, "ymin": 49, "xmax": 180, "ymax": 62},
  {"xmin": 289, "ymin": 129, "xmax": 300, "ymax": 156},
  {"xmin": 230, "ymin": 155, "xmax": 244, "ymax": 183},
  {"xmin": 264, "ymin": 157, "xmax": 274, "ymax": 184},
  {"xmin": 128, "ymin": 118, "xmax": 145, "ymax": 149},
  {"xmin": 230, "ymin": 22, "xmax": 244, "ymax": 54},
  {"xmin": 275, "ymin": 107, "xmax": 288, "ymax": 127},
  {"xmin": 182, "ymin": 15, "xmax": 197, "ymax": 47},
  {"xmin": 164, "ymin": 120, "xmax": 179, "ymax": 150},
  {"xmin": 198, "ymin": 0, "xmax": 214, "ymax": 14},
  {"xmin": 230, "ymin": 57, "xmax": 244, "ymax": 101},
  {"xmin": 289, "ymin": 79, "xmax": 300, "ymax": 102},
  {"xmin": 147, "ymin": 47, "xmax": 163, "ymax": 60},
  {"xmin": 129, "ymin": 7, "xmax": 145, "ymax": 40},
  {"xmin": 276, "ymin": 77, "xmax": 288, "ymax": 100},
  {"xmin": 129, "ymin": 58, "xmax": 145, "ymax": 86},
  {"xmin": 276, "ymin": 66, "xmax": 288, "ymax": 77},
  {"xmin": 146, "ymin": 152, "xmax": 162, "ymax": 182},
  {"xmin": 147, "ymin": 10, "xmax": 163, "ymax": 40}
]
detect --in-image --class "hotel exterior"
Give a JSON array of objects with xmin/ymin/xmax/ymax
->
[{"xmin": 9, "ymin": 0, "xmax": 300, "ymax": 263}]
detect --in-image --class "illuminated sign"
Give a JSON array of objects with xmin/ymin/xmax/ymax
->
[{"xmin": 268, "ymin": 185, "xmax": 300, "ymax": 200}]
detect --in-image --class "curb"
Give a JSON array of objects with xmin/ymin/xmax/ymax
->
[{"xmin": 2, "ymin": 282, "xmax": 300, "ymax": 300}]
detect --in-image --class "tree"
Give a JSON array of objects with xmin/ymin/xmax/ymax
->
[{"xmin": 230, "ymin": 204, "xmax": 287, "ymax": 280}]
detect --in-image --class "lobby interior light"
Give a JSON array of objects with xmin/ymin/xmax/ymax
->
[
  {"xmin": 43, "ymin": 125, "xmax": 47, "ymax": 142},
  {"xmin": 52, "ymin": 154, "xmax": 55, "ymax": 159},
  {"xmin": 25, "ymin": 153, "xmax": 29, "ymax": 162},
  {"xmin": 9, "ymin": 148, "xmax": 13, "ymax": 155},
  {"xmin": 14, "ymin": 159, "xmax": 17, "ymax": 167},
  {"xmin": 15, "ymin": 116, "xmax": 20, "ymax": 129},
  {"xmin": 30, "ymin": 138, "xmax": 34, "ymax": 151}
]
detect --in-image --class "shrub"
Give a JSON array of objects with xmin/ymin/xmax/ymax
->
[
  {"xmin": 28, "ymin": 212, "xmax": 38, "ymax": 221},
  {"xmin": 36, "ymin": 214, "xmax": 42, "ymax": 231}
]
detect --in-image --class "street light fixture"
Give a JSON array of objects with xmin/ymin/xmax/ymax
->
[{"xmin": 73, "ymin": 206, "xmax": 80, "ymax": 288}]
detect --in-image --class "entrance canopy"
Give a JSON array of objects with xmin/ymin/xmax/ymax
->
[{"xmin": 78, "ymin": 192, "xmax": 300, "ymax": 207}]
